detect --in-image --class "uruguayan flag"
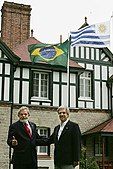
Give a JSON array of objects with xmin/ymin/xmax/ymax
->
[{"xmin": 70, "ymin": 21, "xmax": 110, "ymax": 48}]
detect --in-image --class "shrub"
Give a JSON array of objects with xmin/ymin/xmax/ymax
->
[{"xmin": 80, "ymin": 146, "xmax": 99, "ymax": 169}]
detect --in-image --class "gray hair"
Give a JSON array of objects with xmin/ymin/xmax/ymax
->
[
  {"xmin": 57, "ymin": 105, "xmax": 70, "ymax": 115},
  {"xmin": 17, "ymin": 106, "xmax": 30, "ymax": 116}
]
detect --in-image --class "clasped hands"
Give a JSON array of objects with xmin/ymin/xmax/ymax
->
[{"xmin": 73, "ymin": 161, "xmax": 79, "ymax": 167}]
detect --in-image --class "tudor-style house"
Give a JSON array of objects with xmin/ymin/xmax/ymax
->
[{"xmin": 0, "ymin": 1, "xmax": 113, "ymax": 169}]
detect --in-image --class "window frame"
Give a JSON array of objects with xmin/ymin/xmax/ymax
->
[
  {"xmin": 94, "ymin": 135, "xmax": 102, "ymax": 156},
  {"xmin": 37, "ymin": 127, "xmax": 50, "ymax": 155},
  {"xmin": 79, "ymin": 71, "xmax": 94, "ymax": 100},
  {"xmin": 32, "ymin": 71, "xmax": 49, "ymax": 100},
  {"xmin": 94, "ymin": 135, "xmax": 108, "ymax": 157}
]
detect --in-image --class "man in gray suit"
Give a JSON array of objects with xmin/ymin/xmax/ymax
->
[{"xmin": 49, "ymin": 105, "xmax": 81, "ymax": 169}]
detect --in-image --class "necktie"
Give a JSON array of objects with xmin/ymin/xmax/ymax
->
[{"xmin": 24, "ymin": 123, "xmax": 32, "ymax": 138}]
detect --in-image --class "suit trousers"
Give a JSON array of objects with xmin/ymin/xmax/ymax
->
[
  {"xmin": 55, "ymin": 165, "xmax": 75, "ymax": 169},
  {"xmin": 13, "ymin": 163, "xmax": 37, "ymax": 169}
]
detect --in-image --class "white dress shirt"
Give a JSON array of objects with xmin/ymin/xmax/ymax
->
[{"xmin": 58, "ymin": 119, "xmax": 69, "ymax": 140}]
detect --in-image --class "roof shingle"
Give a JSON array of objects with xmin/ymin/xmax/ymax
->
[{"xmin": 83, "ymin": 118, "xmax": 113, "ymax": 135}]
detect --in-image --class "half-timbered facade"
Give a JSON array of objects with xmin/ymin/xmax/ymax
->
[
  {"xmin": 0, "ymin": 37, "xmax": 84, "ymax": 107},
  {"xmin": 0, "ymin": 1, "xmax": 113, "ymax": 169},
  {"xmin": 70, "ymin": 46, "xmax": 113, "ymax": 110}
]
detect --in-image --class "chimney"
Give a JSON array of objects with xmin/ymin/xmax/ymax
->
[
  {"xmin": 60, "ymin": 35, "xmax": 62, "ymax": 43},
  {"xmin": 1, "ymin": 1, "xmax": 32, "ymax": 49}
]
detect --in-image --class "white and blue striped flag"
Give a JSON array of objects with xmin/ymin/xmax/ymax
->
[{"xmin": 70, "ymin": 21, "xmax": 110, "ymax": 48}]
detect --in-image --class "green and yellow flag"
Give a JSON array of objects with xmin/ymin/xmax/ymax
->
[{"xmin": 28, "ymin": 40, "xmax": 68, "ymax": 67}]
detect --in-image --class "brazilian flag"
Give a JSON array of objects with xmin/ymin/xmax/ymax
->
[{"xmin": 28, "ymin": 40, "xmax": 68, "ymax": 67}]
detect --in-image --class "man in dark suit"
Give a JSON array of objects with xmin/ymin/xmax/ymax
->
[
  {"xmin": 49, "ymin": 106, "xmax": 81, "ymax": 169},
  {"xmin": 7, "ymin": 106, "xmax": 46, "ymax": 169}
]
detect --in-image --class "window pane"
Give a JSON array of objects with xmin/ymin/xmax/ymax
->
[
  {"xmin": 80, "ymin": 72, "xmax": 91, "ymax": 98},
  {"xmin": 41, "ymin": 74, "xmax": 48, "ymax": 98},
  {"xmin": 94, "ymin": 136, "xmax": 102, "ymax": 156},
  {"xmin": 33, "ymin": 72, "xmax": 48, "ymax": 99},
  {"xmin": 95, "ymin": 144, "xmax": 99, "ymax": 154},
  {"xmin": 33, "ymin": 73, "xmax": 39, "ymax": 97},
  {"xmin": 40, "ymin": 146, "xmax": 47, "ymax": 153}
]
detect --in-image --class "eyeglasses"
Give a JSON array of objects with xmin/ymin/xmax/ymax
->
[
  {"xmin": 20, "ymin": 113, "xmax": 28, "ymax": 116},
  {"xmin": 58, "ymin": 112, "xmax": 66, "ymax": 115}
]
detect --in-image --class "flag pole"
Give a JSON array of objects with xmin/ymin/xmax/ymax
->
[{"xmin": 67, "ymin": 34, "xmax": 70, "ymax": 107}]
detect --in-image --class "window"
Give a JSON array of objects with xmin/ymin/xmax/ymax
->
[
  {"xmin": 94, "ymin": 136, "xmax": 102, "ymax": 156},
  {"xmin": 94, "ymin": 136, "xmax": 108, "ymax": 157},
  {"xmin": 33, "ymin": 72, "xmax": 49, "ymax": 99},
  {"xmin": 37, "ymin": 127, "xmax": 50, "ymax": 155},
  {"xmin": 79, "ymin": 71, "xmax": 92, "ymax": 99}
]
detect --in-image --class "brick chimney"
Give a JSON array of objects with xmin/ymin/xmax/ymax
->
[{"xmin": 1, "ymin": 1, "xmax": 32, "ymax": 49}]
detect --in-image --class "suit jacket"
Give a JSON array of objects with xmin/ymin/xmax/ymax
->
[
  {"xmin": 49, "ymin": 120, "xmax": 81, "ymax": 166},
  {"xmin": 7, "ymin": 120, "xmax": 45, "ymax": 165}
]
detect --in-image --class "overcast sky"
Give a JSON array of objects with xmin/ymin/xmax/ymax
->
[{"xmin": 0, "ymin": 0, "xmax": 113, "ymax": 44}]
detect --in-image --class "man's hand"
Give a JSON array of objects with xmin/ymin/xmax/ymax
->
[
  {"xmin": 73, "ymin": 161, "xmax": 79, "ymax": 167},
  {"xmin": 12, "ymin": 136, "xmax": 18, "ymax": 146}
]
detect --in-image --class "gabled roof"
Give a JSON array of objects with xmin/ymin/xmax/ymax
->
[
  {"xmin": 83, "ymin": 118, "xmax": 113, "ymax": 136},
  {"xmin": 0, "ymin": 38, "xmax": 20, "ymax": 64},
  {"xmin": 103, "ymin": 48, "xmax": 113, "ymax": 62},
  {"xmin": 13, "ymin": 37, "xmax": 41, "ymax": 62}
]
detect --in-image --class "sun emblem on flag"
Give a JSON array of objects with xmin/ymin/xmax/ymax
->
[{"xmin": 98, "ymin": 24, "xmax": 106, "ymax": 33}]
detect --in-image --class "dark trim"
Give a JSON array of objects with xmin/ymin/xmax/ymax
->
[
  {"xmin": 89, "ymin": 47, "xmax": 91, "ymax": 60},
  {"xmin": 71, "ymin": 57, "xmax": 113, "ymax": 66},
  {"xmin": 47, "ymin": 128, "xmax": 50, "ymax": 156},
  {"xmin": 100, "ymin": 65, "xmax": 102, "ymax": 109},
  {"xmin": 59, "ymin": 71, "xmax": 62, "ymax": 106},
  {"xmin": 68, "ymin": 69, "xmax": 70, "ymax": 107},
  {"xmin": 74, "ymin": 47, "xmax": 76, "ymax": 57},
  {"xmin": 19, "ymin": 67, "xmax": 23, "ymax": 103},
  {"xmin": 29, "ymin": 68, "xmax": 32, "ymax": 104},
  {"xmin": 76, "ymin": 74, "xmax": 79, "ymax": 108},
  {"xmin": 101, "ymin": 133, "xmax": 113, "ymax": 137},
  {"xmin": 92, "ymin": 64, "xmax": 95, "ymax": 108},
  {"xmin": 91, "ymin": 71, "xmax": 94, "ymax": 100},
  {"xmin": 94, "ymin": 48, "xmax": 96, "ymax": 60},
  {"xmin": 1, "ymin": 63, "xmax": 5, "ymax": 100},
  {"xmin": 19, "ymin": 60, "xmax": 84, "ymax": 74},
  {"xmin": 84, "ymin": 47, "xmax": 86, "ymax": 59},
  {"xmin": 49, "ymin": 72, "xmax": 53, "ymax": 106},
  {"xmin": 79, "ymin": 47, "xmax": 81, "ymax": 58}
]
